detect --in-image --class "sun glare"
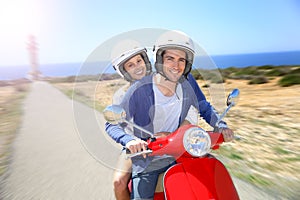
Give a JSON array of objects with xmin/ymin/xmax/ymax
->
[
  {"xmin": 0, "ymin": 2, "xmax": 31, "ymax": 36},
  {"xmin": 0, "ymin": 0, "xmax": 43, "ymax": 66},
  {"xmin": 0, "ymin": 0, "xmax": 44, "ymax": 39}
]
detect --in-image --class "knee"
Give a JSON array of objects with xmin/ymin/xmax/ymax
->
[{"xmin": 113, "ymin": 177, "xmax": 129, "ymax": 191}]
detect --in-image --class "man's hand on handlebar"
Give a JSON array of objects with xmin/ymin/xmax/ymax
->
[{"xmin": 220, "ymin": 128, "xmax": 234, "ymax": 142}]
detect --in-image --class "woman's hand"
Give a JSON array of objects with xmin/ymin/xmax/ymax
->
[{"xmin": 125, "ymin": 139, "xmax": 148, "ymax": 154}]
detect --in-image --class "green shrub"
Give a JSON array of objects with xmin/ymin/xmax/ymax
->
[
  {"xmin": 225, "ymin": 67, "xmax": 239, "ymax": 72},
  {"xmin": 290, "ymin": 67, "xmax": 300, "ymax": 74},
  {"xmin": 220, "ymin": 67, "xmax": 239, "ymax": 79},
  {"xmin": 201, "ymin": 70, "xmax": 223, "ymax": 83},
  {"xmin": 257, "ymin": 65, "xmax": 276, "ymax": 70},
  {"xmin": 231, "ymin": 75, "xmax": 254, "ymax": 80},
  {"xmin": 279, "ymin": 74, "xmax": 300, "ymax": 87},
  {"xmin": 210, "ymin": 76, "xmax": 225, "ymax": 83},
  {"xmin": 229, "ymin": 152, "xmax": 243, "ymax": 160},
  {"xmin": 265, "ymin": 68, "xmax": 291, "ymax": 77},
  {"xmin": 48, "ymin": 76, "xmax": 76, "ymax": 83},
  {"xmin": 273, "ymin": 147, "xmax": 290, "ymax": 155},
  {"xmin": 190, "ymin": 69, "xmax": 203, "ymax": 80},
  {"xmin": 234, "ymin": 66, "xmax": 263, "ymax": 76},
  {"xmin": 99, "ymin": 73, "xmax": 120, "ymax": 81},
  {"xmin": 248, "ymin": 76, "xmax": 269, "ymax": 84}
]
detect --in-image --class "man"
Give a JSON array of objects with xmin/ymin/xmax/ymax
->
[{"xmin": 106, "ymin": 30, "xmax": 234, "ymax": 199}]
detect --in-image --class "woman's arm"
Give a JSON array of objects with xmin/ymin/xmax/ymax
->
[{"xmin": 105, "ymin": 122, "xmax": 136, "ymax": 146}]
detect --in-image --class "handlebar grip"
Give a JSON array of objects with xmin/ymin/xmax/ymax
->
[
  {"xmin": 125, "ymin": 147, "xmax": 150, "ymax": 154},
  {"xmin": 125, "ymin": 148, "xmax": 131, "ymax": 154},
  {"xmin": 125, "ymin": 150, "xmax": 153, "ymax": 159}
]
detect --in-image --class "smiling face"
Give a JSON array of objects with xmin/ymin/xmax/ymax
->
[
  {"xmin": 123, "ymin": 54, "xmax": 147, "ymax": 81},
  {"xmin": 162, "ymin": 49, "xmax": 186, "ymax": 82}
]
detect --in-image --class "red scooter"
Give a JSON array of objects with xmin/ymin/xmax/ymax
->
[{"xmin": 104, "ymin": 89, "xmax": 240, "ymax": 200}]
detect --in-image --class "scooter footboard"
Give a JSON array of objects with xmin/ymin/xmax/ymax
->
[{"xmin": 163, "ymin": 157, "xmax": 239, "ymax": 200}]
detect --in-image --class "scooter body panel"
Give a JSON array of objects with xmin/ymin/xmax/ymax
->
[{"xmin": 163, "ymin": 157, "xmax": 240, "ymax": 200}]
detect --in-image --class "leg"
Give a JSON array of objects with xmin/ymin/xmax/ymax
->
[
  {"xmin": 113, "ymin": 151, "xmax": 132, "ymax": 200},
  {"xmin": 131, "ymin": 171, "xmax": 159, "ymax": 200},
  {"xmin": 131, "ymin": 161, "xmax": 174, "ymax": 200}
]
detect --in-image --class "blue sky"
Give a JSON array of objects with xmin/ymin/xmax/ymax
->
[{"xmin": 0, "ymin": 0, "xmax": 299, "ymax": 66}]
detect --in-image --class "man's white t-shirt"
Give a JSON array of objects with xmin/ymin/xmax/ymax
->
[{"xmin": 152, "ymin": 83, "xmax": 182, "ymax": 134}]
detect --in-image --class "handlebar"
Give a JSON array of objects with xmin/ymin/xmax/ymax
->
[
  {"xmin": 124, "ymin": 125, "xmax": 242, "ymax": 159},
  {"xmin": 125, "ymin": 149, "xmax": 153, "ymax": 159}
]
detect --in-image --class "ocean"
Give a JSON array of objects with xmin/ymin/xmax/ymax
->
[{"xmin": 1, "ymin": 51, "xmax": 300, "ymax": 80}]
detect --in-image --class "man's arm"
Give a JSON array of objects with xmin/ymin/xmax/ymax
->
[
  {"xmin": 187, "ymin": 74, "xmax": 236, "ymax": 142},
  {"xmin": 187, "ymin": 73, "xmax": 227, "ymax": 128}
]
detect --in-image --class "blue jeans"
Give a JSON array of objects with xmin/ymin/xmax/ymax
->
[{"xmin": 130, "ymin": 158, "xmax": 175, "ymax": 200}]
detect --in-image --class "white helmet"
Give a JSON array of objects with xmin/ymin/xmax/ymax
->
[
  {"xmin": 111, "ymin": 40, "xmax": 151, "ymax": 82},
  {"xmin": 153, "ymin": 30, "xmax": 195, "ymax": 80}
]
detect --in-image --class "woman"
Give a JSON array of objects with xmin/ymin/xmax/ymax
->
[{"xmin": 111, "ymin": 43, "xmax": 152, "ymax": 200}]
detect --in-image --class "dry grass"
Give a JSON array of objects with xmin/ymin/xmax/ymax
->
[
  {"xmin": 53, "ymin": 78, "xmax": 300, "ymax": 198},
  {"xmin": 0, "ymin": 83, "xmax": 30, "ymax": 177},
  {"xmin": 210, "ymin": 78, "xmax": 300, "ymax": 198}
]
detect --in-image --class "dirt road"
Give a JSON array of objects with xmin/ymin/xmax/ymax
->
[{"xmin": 0, "ymin": 82, "xmax": 275, "ymax": 199}]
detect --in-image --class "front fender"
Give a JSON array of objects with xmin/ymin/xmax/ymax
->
[{"xmin": 163, "ymin": 157, "xmax": 239, "ymax": 200}]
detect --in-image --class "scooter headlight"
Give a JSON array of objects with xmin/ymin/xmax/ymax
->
[{"xmin": 183, "ymin": 127, "xmax": 211, "ymax": 157}]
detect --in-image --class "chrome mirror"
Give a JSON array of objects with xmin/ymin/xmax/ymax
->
[
  {"xmin": 103, "ymin": 105, "xmax": 126, "ymax": 125},
  {"xmin": 215, "ymin": 88, "xmax": 240, "ymax": 128},
  {"xmin": 103, "ymin": 104, "xmax": 155, "ymax": 138},
  {"xmin": 227, "ymin": 89, "xmax": 240, "ymax": 106}
]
